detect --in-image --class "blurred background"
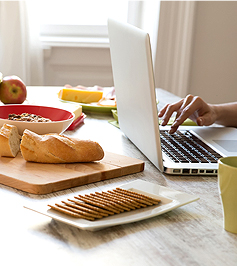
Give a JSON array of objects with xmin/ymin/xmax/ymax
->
[{"xmin": 0, "ymin": 1, "xmax": 237, "ymax": 104}]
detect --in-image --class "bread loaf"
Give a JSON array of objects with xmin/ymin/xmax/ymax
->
[
  {"xmin": 0, "ymin": 124, "xmax": 21, "ymax": 157},
  {"xmin": 20, "ymin": 129, "xmax": 104, "ymax": 163}
]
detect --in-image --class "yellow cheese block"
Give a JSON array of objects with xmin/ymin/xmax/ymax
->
[{"xmin": 58, "ymin": 88, "xmax": 103, "ymax": 103}]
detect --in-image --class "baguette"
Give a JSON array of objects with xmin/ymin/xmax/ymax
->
[
  {"xmin": 20, "ymin": 129, "xmax": 104, "ymax": 163},
  {"xmin": 0, "ymin": 124, "xmax": 21, "ymax": 157}
]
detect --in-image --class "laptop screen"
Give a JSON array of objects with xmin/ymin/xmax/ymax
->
[{"xmin": 108, "ymin": 18, "xmax": 164, "ymax": 171}]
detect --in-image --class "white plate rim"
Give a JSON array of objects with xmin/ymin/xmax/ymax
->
[{"xmin": 24, "ymin": 180, "xmax": 199, "ymax": 231}]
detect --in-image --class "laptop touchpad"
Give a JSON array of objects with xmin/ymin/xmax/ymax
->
[{"xmin": 213, "ymin": 140, "xmax": 237, "ymax": 152}]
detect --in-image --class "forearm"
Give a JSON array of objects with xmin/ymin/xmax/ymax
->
[{"xmin": 212, "ymin": 102, "xmax": 237, "ymax": 127}]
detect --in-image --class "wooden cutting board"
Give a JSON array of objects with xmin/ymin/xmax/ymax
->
[{"xmin": 0, "ymin": 152, "xmax": 144, "ymax": 195}]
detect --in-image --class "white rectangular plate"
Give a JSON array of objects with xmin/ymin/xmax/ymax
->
[{"xmin": 24, "ymin": 180, "xmax": 199, "ymax": 231}]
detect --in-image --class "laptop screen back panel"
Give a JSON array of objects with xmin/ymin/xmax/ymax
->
[{"xmin": 108, "ymin": 19, "xmax": 163, "ymax": 171}]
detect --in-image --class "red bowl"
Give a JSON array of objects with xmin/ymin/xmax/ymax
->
[
  {"xmin": 0, "ymin": 105, "xmax": 75, "ymax": 135},
  {"xmin": 0, "ymin": 104, "xmax": 74, "ymax": 120}
]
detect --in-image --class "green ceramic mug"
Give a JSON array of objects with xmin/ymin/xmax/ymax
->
[{"xmin": 218, "ymin": 156, "xmax": 237, "ymax": 233}]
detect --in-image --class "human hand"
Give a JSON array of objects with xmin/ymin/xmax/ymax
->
[{"xmin": 158, "ymin": 94, "xmax": 217, "ymax": 133}]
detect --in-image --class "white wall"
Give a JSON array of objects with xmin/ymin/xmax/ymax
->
[
  {"xmin": 43, "ymin": 46, "xmax": 113, "ymax": 87},
  {"xmin": 188, "ymin": 1, "xmax": 237, "ymax": 104}
]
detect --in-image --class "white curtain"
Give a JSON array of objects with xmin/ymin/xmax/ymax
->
[
  {"xmin": 152, "ymin": 1, "xmax": 197, "ymax": 97},
  {"xmin": 0, "ymin": 1, "xmax": 43, "ymax": 85},
  {"xmin": 127, "ymin": 1, "xmax": 161, "ymax": 70}
]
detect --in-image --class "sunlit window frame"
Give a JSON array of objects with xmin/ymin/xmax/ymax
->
[{"xmin": 39, "ymin": 1, "xmax": 141, "ymax": 48}]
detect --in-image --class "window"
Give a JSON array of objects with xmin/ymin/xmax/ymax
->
[
  {"xmin": 37, "ymin": 1, "xmax": 128, "ymax": 26},
  {"xmin": 27, "ymin": 0, "xmax": 129, "ymax": 44},
  {"xmin": 27, "ymin": 1, "xmax": 160, "ymax": 50}
]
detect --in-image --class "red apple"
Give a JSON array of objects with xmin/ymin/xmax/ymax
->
[{"xmin": 0, "ymin": 75, "xmax": 27, "ymax": 104}]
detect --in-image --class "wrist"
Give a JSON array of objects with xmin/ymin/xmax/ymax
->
[
  {"xmin": 211, "ymin": 104, "xmax": 221, "ymax": 123},
  {"xmin": 211, "ymin": 103, "xmax": 232, "ymax": 126}
]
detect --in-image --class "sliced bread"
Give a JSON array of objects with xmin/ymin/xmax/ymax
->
[{"xmin": 0, "ymin": 124, "xmax": 21, "ymax": 157}]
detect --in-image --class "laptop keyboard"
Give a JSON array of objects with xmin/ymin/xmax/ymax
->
[{"xmin": 160, "ymin": 130, "xmax": 222, "ymax": 163}]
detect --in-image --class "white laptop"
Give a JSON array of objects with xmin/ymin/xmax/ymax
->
[{"xmin": 108, "ymin": 18, "xmax": 237, "ymax": 175}]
